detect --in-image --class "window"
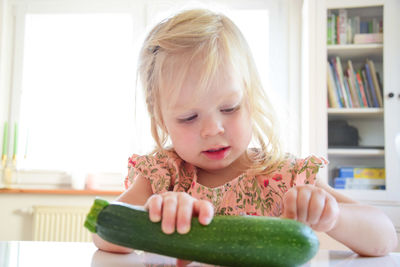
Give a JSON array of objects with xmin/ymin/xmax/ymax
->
[
  {"xmin": 18, "ymin": 13, "xmax": 136, "ymax": 175},
  {"xmin": 1, "ymin": 0, "xmax": 297, "ymax": 188}
]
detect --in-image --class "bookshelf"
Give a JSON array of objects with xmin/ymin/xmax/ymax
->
[
  {"xmin": 310, "ymin": 0, "xmax": 400, "ymax": 206},
  {"xmin": 326, "ymin": 2, "xmax": 387, "ymax": 193}
]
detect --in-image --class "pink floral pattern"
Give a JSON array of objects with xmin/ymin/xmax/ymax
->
[{"xmin": 124, "ymin": 150, "xmax": 328, "ymax": 217}]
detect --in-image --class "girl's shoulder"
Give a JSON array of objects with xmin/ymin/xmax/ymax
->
[
  {"xmin": 128, "ymin": 149, "xmax": 181, "ymax": 168},
  {"xmin": 249, "ymin": 148, "xmax": 328, "ymax": 174},
  {"xmin": 125, "ymin": 149, "xmax": 194, "ymax": 192},
  {"xmin": 271, "ymin": 153, "xmax": 328, "ymax": 186}
]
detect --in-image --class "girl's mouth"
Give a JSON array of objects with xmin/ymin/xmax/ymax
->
[{"xmin": 202, "ymin": 147, "xmax": 231, "ymax": 160}]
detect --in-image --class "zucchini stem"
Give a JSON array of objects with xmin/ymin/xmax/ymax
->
[{"xmin": 84, "ymin": 198, "xmax": 110, "ymax": 233}]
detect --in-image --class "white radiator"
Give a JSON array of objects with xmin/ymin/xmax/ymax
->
[{"xmin": 32, "ymin": 206, "xmax": 92, "ymax": 242}]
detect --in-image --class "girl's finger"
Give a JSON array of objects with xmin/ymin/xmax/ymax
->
[
  {"xmin": 314, "ymin": 194, "xmax": 339, "ymax": 232},
  {"xmin": 193, "ymin": 200, "xmax": 214, "ymax": 225},
  {"xmin": 145, "ymin": 194, "xmax": 162, "ymax": 223},
  {"xmin": 176, "ymin": 193, "xmax": 194, "ymax": 234},
  {"xmin": 307, "ymin": 188, "xmax": 326, "ymax": 226},
  {"xmin": 161, "ymin": 194, "xmax": 178, "ymax": 234},
  {"xmin": 282, "ymin": 188, "xmax": 298, "ymax": 220},
  {"xmin": 296, "ymin": 187, "xmax": 312, "ymax": 224}
]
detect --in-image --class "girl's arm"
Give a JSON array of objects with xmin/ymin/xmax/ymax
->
[
  {"xmin": 93, "ymin": 174, "xmax": 153, "ymax": 253},
  {"xmin": 282, "ymin": 179, "xmax": 398, "ymax": 256},
  {"xmin": 317, "ymin": 180, "xmax": 398, "ymax": 256}
]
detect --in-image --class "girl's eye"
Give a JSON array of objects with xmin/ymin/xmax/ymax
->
[
  {"xmin": 221, "ymin": 105, "xmax": 240, "ymax": 114},
  {"xmin": 178, "ymin": 114, "xmax": 198, "ymax": 123}
]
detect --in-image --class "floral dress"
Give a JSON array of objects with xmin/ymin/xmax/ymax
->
[{"xmin": 124, "ymin": 150, "xmax": 327, "ymax": 217}]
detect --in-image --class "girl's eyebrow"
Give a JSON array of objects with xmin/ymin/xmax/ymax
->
[{"xmin": 173, "ymin": 90, "xmax": 243, "ymax": 110}]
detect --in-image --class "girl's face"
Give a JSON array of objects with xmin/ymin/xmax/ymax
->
[{"xmin": 160, "ymin": 61, "xmax": 253, "ymax": 174}]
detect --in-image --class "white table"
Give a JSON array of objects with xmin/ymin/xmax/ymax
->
[{"xmin": 0, "ymin": 241, "xmax": 399, "ymax": 266}]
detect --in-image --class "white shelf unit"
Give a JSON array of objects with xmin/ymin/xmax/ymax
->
[
  {"xmin": 327, "ymin": 44, "xmax": 383, "ymax": 60},
  {"xmin": 310, "ymin": 0, "xmax": 400, "ymax": 207},
  {"xmin": 328, "ymin": 148, "xmax": 385, "ymax": 157}
]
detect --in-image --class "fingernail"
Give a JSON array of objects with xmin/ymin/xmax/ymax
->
[
  {"xmin": 178, "ymin": 225, "xmax": 190, "ymax": 234},
  {"xmin": 163, "ymin": 225, "xmax": 174, "ymax": 234},
  {"xmin": 203, "ymin": 216, "xmax": 212, "ymax": 225},
  {"xmin": 150, "ymin": 214, "xmax": 160, "ymax": 222}
]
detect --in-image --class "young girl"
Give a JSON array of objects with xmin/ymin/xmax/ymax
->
[{"xmin": 93, "ymin": 8, "xmax": 398, "ymax": 261}]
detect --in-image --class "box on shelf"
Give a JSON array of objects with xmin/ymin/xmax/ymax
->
[
  {"xmin": 337, "ymin": 166, "xmax": 385, "ymax": 179},
  {"xmin": 334, "ymin": 177, "xmax": 385, "ymax": 190},
  {"xmin": 353, "ymin": 33, "xmax": 383, "ymax": 44}
]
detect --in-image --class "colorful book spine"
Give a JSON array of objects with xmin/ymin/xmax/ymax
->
[
  {"xmin": 335, "ymin": 57, "xmax": 350, "ymax": 107},
  {"xmin": 331, "ymin": 13, "xmax": 337, "ymax": 44},
  {"xmin": 329, "ymin": 61, "xmax": 344, "ymax": 107},
  {"xmin": 330, "ymin": 58, "xmax": 345, "ymax": 107},
  {"xmin": 356, "ymin": 72, "xmax": 369, "ymax": 107},
  {"xmin": 361, "ymin": 69, "xmax": 374, "ymax": 107},
  {"xmin": 364, "ymin": 63, "xmax": 379, "ymax": 107},
  {"xmin": 345, "ymin": 69, "xmax": 359, "ymax": 107},
  {"xmin": 327, "ymin": 62, "xmax": 340, "ymax": 108},
  {"xmin": 326, "ymin": 57, "xmax": 384, "ymax": 109},
  {"xmin": 343, "ymin": 77, "xmax": 353, "ymax": 107},
  {"xmin": 367, "ymin": 59, "xmax": 383, "ymax": 107},
  {"xmin": 327, "ymin": 15, "xmax": 333, "ymax": 45},
  {"xmin": 337, "ymin": 9, "xmax": 348, "ymax": 44},
  {"xmin": 347, "ymin": 60, "xmax": 364, "ymax": 107}
]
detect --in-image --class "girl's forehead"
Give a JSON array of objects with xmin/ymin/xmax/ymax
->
[
  {"xmin": 162, "ymin": 61, "xmax": 244, "ymax": 111},
  {"xmin": 160, "ymin": 55, "xmax": 244, "ymax": 109}
]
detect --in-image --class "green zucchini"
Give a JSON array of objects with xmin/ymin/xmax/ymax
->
[{"xmin": 85, "ymin": 198, "xmax": 319, "ymax": 267}]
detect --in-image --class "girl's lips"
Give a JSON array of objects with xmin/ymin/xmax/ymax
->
[{"xmin": 202, "ymin": 147, "xmax": 231, "ymax": 160}]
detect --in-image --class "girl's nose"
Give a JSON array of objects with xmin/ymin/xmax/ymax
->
[{"xmin": 200, "ymin": 115, "xmax": 225, "ymax": 138}]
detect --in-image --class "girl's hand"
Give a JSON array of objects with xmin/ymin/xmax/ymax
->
[
  {"xmin": 144, "ymin": 192, "xmax": 214, "ymax": 234},
  {"xmin": 282, "ymin": 184, "xmax": 340, "ymax": 232}
]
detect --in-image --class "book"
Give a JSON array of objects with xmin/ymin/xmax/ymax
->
[
  {"xmin": 364, "ymin": 63, "xmax": 379, "ymax": 107},
  {"xmin": 376, "ymin": 72, "xmax": 383, "ymax": 97},
  {"xmin": 343, "ymin": 76, "xmax": 357, "ymax": 108},
  {"xmin": 329, "ymin": 61, "xmax": 345, "ymax": 107},
  {"xmin": 330, "ymin": 58, "xmax": 346, "ymax": 107},
  {"xmin": 337, "ymin": 9, "xmax": 348, "ymax": 44},
  {"xmin": 329, "ymin": 13, "xmax": 337, "ymax": 44},
  {"xmin": 372, "ymin": 18, "xmax": 380, "ymax": 33},
  {"xmin": 367, "ymin": 59, "xmax": 383, "ymax": 107},
  {"xmin": 327, "ymin": 62, "xmax": 340, "ymax": 107},
  {"xmin": 360, "ymin": 69, "xmax": 374, "ymax": 107},
  {"xmin": 354, "ymin": 33, "xmax": 383, "ymax": 44},
  {"xmin": 335, "ymin": 57, "xmax": 350, "ymax": 107},
  {"xmin": 355, "ymin": 72, "xmax": 369, "ymax": 107},
  {"xmin": 327, "ymin": 15, "xmax": 333, "ymax": 45},
  {"xmin": 350, "ymin": 16, "xmax": 360, "ymax": 43},
  {"xmin": 346, "ymin": 18, "xmax": 352, "ymax": 44},
  {"xmin": 350, "ymin": 65, "xmax": 364, "ymax": 107},
  {"xmin": 360, "ymin": 21, "xmax": 369, "ymax": 33},
  {"xmin": 346, "ymin": 60, "xmax": 361, "ymax": 107}
]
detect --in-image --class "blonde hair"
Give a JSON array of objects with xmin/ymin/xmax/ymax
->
[{"xmin": 138, "ymin": 8, "xmax": 283, "ymax": 175}]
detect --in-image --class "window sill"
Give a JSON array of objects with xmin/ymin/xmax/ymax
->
[{"xmin": 0, "ymin": 188, "xmax": 123, "ymax": 195}]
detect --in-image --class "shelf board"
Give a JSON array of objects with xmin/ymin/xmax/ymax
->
[
  {"xmin": 328, "ymin": 148, "xmax": 385, "ymax": 157},
  {"xmin": 328, "ymin": 108, "xmax": 384, "ymax": 119},
  {"xmin": 327, "ymin": 44, "xmax": 383, "ymax": 59}
]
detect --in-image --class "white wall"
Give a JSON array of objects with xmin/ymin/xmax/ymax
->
[{"xmin": 0, "ymin": 193, "xmax": 117, "ymax": 241}]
